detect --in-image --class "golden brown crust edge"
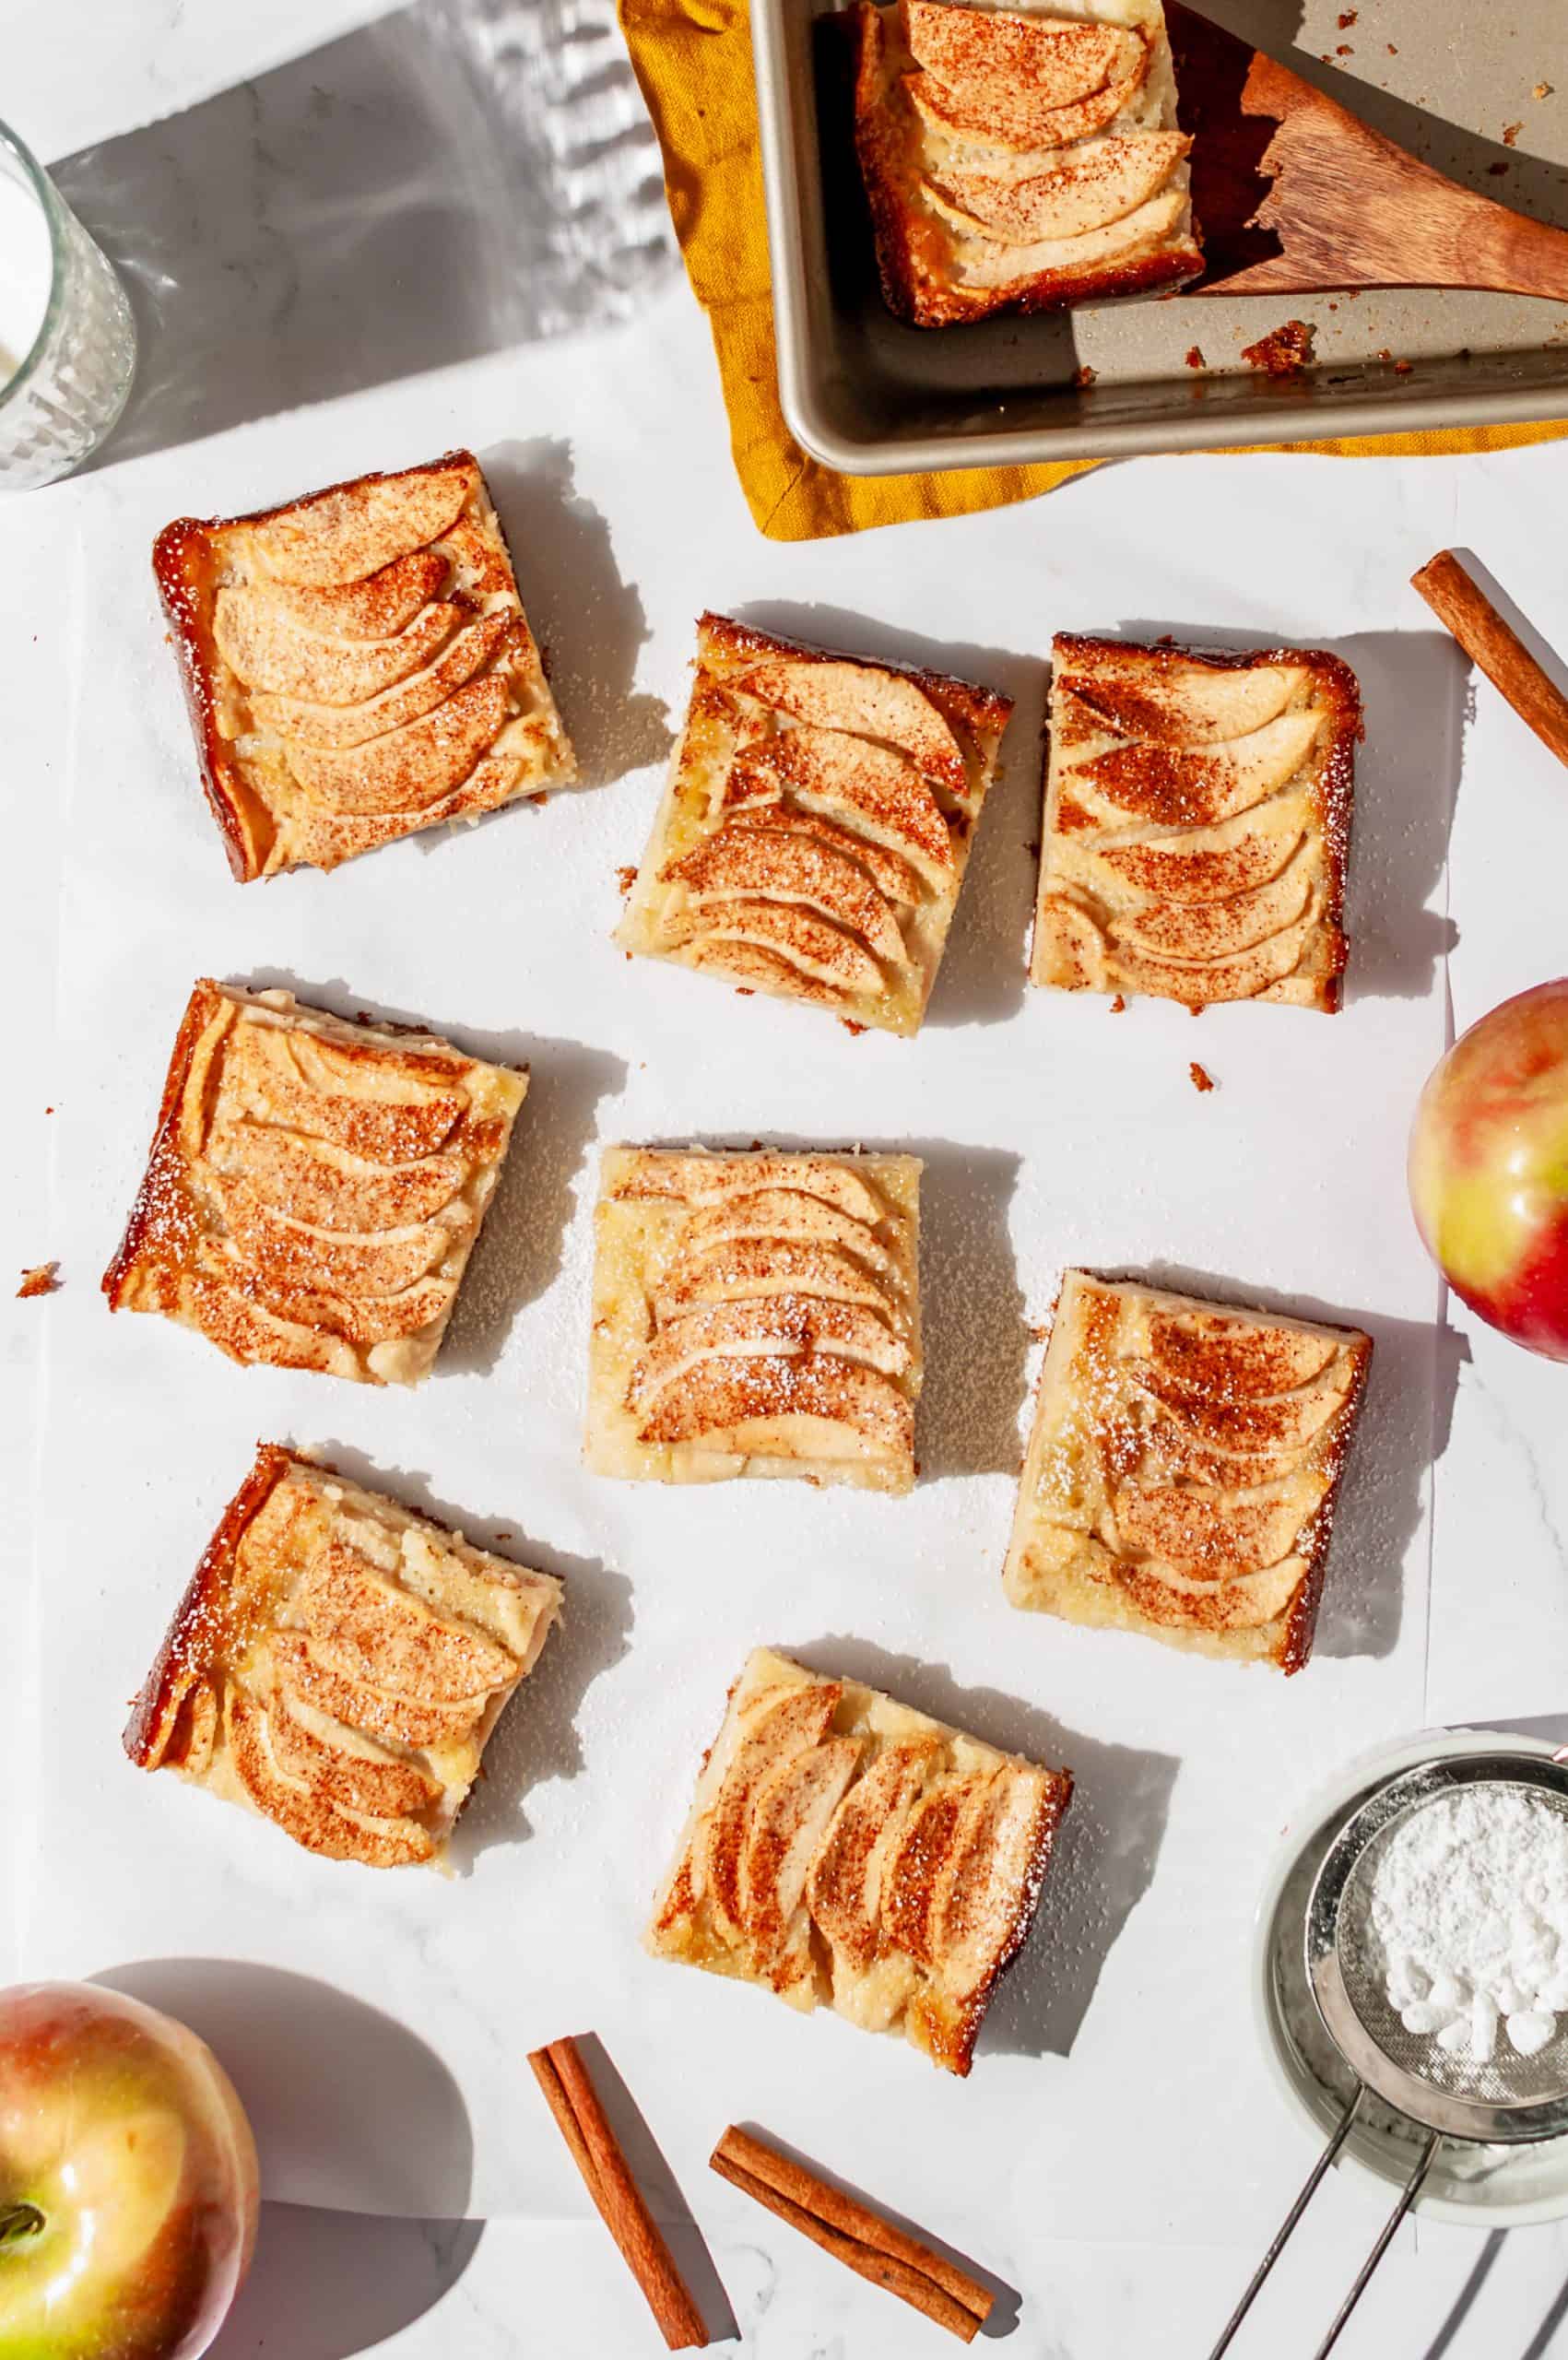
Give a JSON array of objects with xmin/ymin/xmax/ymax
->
[
  {"xmin": 101, "ymin": 976, "xmax": 218, "ymax": 1310},
  {"xmin": 152, "ymin": 449, "xmax": 493, "ymax": 884},
  {"xmin": 851, "ymin": 6, "xmax": 1203, "ymax": 329},
  {"xmin": 696, "ymin": 608, "xmax": 1014, "ymax": 743},
  {"xmin": 1277, "ymin": 1332, "xmax": 1373, "ymax": 1673},
  {"xmin": 123, "ymin": 1440, "xmax": 294, "ymax": 1766},
  {"xmin": 1047, "ymin": 635, "xmax": 1364, "ymax": 1013},
  {"xmin": 940, "ymin": 1763, "xmax": 1074, "ymax": 2074}
]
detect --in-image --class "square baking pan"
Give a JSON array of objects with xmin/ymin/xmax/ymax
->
[{"xmin": 752, "ymin": 0, "xmax": 1568, "ymax": 473}]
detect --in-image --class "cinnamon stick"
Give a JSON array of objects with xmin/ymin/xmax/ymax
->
[
  {"xmin": 527, "ymin": 2037, "xmax": 708, "ymax": 2351},
  {"xmin": 710, "ymin": 2125, "xmax": 995, "ymax": 2344},
  {"xmin": 1411, "ymin": 549, "xmax": 1568, "ymax": 771}
]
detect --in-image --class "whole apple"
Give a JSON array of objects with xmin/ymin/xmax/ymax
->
[
  {"xmin": 1409, "ymin": 977, "xmax": 1568, "ymax": 1361},
  {"xmin": 0, "ymin": 1984, "xmax": 257, "ymax": 2360}
]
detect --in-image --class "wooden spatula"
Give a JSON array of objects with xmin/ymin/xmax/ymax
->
[{"xmin": 1166, "ymin": 2, "xmax": 1568, "ymax": 301}]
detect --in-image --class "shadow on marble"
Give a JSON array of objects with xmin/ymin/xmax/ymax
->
[
  {"xmin": 55, "ymin": 0, "xmax": 676, "ymax": 471},
  {"xmin": 786, "ymin": 1635, "xmax": 1179, "ymax": 2062},
  {"xmin": 1418, "ymin": 2228, "xmax": 1505, "ymax": 2360},
  {"xmin": 301, "ymin": 1443, "xmax": 634, "ymax": 1865},
  {"xmin": 1133, "ymin": 1257, "xmax": 1468, "ymax": 1663},
  {"xmin": 570, "ymin": 2034, "xmax": 739, "ymax": 2344},
  {"xmin": 1114, "ymin": 620, "xmax": 1465, "ymax": 1005},
  {"xmin": 233, "ymin": 966, "xmax": 626, "ymax": 1376},
  {"xmin": 95, "ymin": 1960, "xmax": 474, "ymax": 2216},
  {"xmin": 729, "ymin": 2119, "xmax": 1021, "ymax": 2340},
  {"xmin": 637, "ymin": 1127, "xmax": 1028, "ymax": 1479},
  {"xmin": 209, "ymin": 2201, "xmax": 483, "ymax": 2360},
  {"xmin": 484, "ymin": 436, "xmax": 673, "ymax": 789},
  {"xmin": 731, "ymin": 598, "xmax": 1047, "ymax": 1031}
]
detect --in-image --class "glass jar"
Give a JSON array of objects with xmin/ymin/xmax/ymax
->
[{"xmin": 0, "ymin": 117, "xmax": 136, "ymax": 490}]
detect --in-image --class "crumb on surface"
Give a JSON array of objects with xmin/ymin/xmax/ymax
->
[
  {"xmin": 1071, "ymin": 363, "xmax": 1098, "ymax": 388},
  {"xmin": 1109, "ymin": 993, "xmax": 1126, "ymax": 1014},
  {"xmin": 1535, "ymin": 81, "xmax": 1554, "ymax": 99},
  {"xmin": 526, "ymin": 790, "xmax": 549, "ymax": 806},
  {"xmin": 1189, "ymin": 1062, "xmax": 1216, "ymax": 1094},
  {"xmin": 1241, "ymin": 320, "xmax": 1316, "ymax": 375},
  {"xmin": 1387, "ymin": 40, "xmax": 1397, "ymax": 51},
  {"xmin": 1336, "ymin": 42, "xmax": 1352, "ymax": 55},
  {"xmin": 1337, "ymin": 6, "xmax": 1357, "ymax": 20},
  {"xmin": 18, "ymin": 1262, "xmax": 60, "ymax": 1299},
  {"xmin": 1185, "ymin": 345, "xmax": 1206, "ymax": 369},
  {"xmin": 1394, "ymin": 359, "xmax": 1413, "ymax": 375},
  {"xmin": 840, "ymin": 1019, "xmax": 868, "ymax": 1036},
  {"xmin": 1503, "ymin": 122, "xmax": 1523, "ymax": 145},
  {"xmin": 616, "ymin": 864, "xmax": 638, "ymax": 893},
  {"xmin": 1489, "ymin": 159, "xmax": 1511, "ymax": 175}
]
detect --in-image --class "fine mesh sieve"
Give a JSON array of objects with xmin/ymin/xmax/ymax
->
[{"xmin": 1207, "ymin": 1752, "xmax": 1568, "ymax": 2360}]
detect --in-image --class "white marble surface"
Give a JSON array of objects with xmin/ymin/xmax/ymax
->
[{"xmin": 6, "ymin": 4, "xmax": 1568, "ymax": 2355}]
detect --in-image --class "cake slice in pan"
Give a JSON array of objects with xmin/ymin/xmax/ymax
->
[
  {"xmin": 1004, "ymin": 1271, "xmax": 1373, "ymax": 1670},
  {"xmin": 853, "ymin": 0, "xmax": 1203, "ymax": 325},
  {"xmin": 155, "ymin": 449, "xmax": 577, "ymax": 877},
  {"xmin": 616, "ymin": 612, "xmax": 1012, "ymax": 1036},
  {"xmin": 587, "ymin": 1146, "xmax": 923, "ymax": 1493},
  {"xmin": 647, "ymin": 1646, "xmax": 1071, "ymax": 2073},
  {"xmin": 103, "ymin": 980, "xmax": 526, "ymax": 1385},
  {"xmin": 1032, "ymin": 634, "xmax": 1362, "ymax": 1010},
  {"xmin": 125, "ymin": 1446, "xmax": 563, "ymax": 1869}
]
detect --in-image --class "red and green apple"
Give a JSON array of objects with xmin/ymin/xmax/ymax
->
[
  {"xmin": 0, "ymin": 1983, "xmax": 257, "ymax": 2360},
  {"xmin": 1409, "ymin": 977, "xmax": 1568, "ymax": 1361}
]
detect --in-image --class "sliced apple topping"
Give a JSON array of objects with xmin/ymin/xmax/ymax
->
[
  {"xmin": 629, "ymin": 1297, "xmax": 908, "ymax": 1410},
  {"xmin": 731, "ymin": 657, "xmax": 969, "ymax": 793},
  {"xmin": 613, "ymin": 1152, "xmax": 890, "ymax": 1228},
  {"xmin": 227, "ymin": 1688, "xmax": 436, "ymax": 1865},
  {"xmin": 738, "ymin": 1738, "xmax": 864, "ymax": 1961},
  {"xmin": 216, "ymin": 1176, "xmax": 468, "ymax": 1299},
  {"xmin": 1034, "ymin": 893, "xmax": 1112, "ymax": 990},
  {"xmin": 290, "ymin": 1540, "xmax": 518, "ymax": 1702},
  {"xmin": 248, "ymin": 612, "xmax": 515, "ymax": 749},
  {"xmin": 1058, "ymin": 661, "xmax": 1307, "ymax": 747},
  {"xmin": 725, "ymin": 806, "xmax": 925, "ymax": 906},
  {"xmin": 925, "ymin": 132, "xmax": 1187, "ymax": 243},
  {"xmin": 1114, "ymin": 858, "xmax": 1313, "ymax": 962},
  {"xmin": 206, "ymin": 1250, "xmax": 454, "ymax": 1348},
  {"xmin": 1145, "ymin": 1310, "xmax": 1340, "ymax": 1398},
  {"xmin": 664, "ymin": 826, "xmax": 908, "ymax": 966},
  {"xmin": 808, "ymin": 1740, "xmax": 938, "ymax": 1970},
  {"xmin": 1110, "ymin": 1554, "xmax": 1309, "ymax": 1633},
  {"xmin": 261, "ymin": 546, "xmax": 451, "ymax": 641},
  {"xmin": 218, "ymin": 1024, "xmax": 466, "ymax": 1163},
  {"xmin": 678, "ymin": 1187, "xmax": 894, "ymax": 1274},
  {"xmin": 250, "ymin": 463, "xmax": 472, "ymax": 587},
  {"xmin": 905, "ymin": 3, "xmax": 1143, "ymax": 108},
  {"xmin": 905, "ymin": 60, "xmax": 1148, "ymax": 157},
  {"xmin": 1071, "ymin": 708, "xmax": 1323, "ymax": 829},
  {"xmin": 880, "ymin": 1772, "xmax": 996, "ymax": 1967},
  {"xmin": 671, "ymin": 900, "xmax": 884, "ymax": 995},
  {"xmin": 1130, "ymin": 1404, "xmax": 1315, "ymax": 1492},
  {"xmin": 1112, "ymin": 1478, "xmax": 1320, "ymax": 1578},
  {"xmin": 946, "ymin": 186, "xmax": 1188, "ymax": 287},
  {"xmin": 654, "ymin": 1235, "xmax": 903, "ymax": 1327},
  {"xmin": 207, "ymin": 1123, "xmax": 467, "ymax": 1232},
  {"xmin": 283, "ymin": 677, "xmax": 510, "ymax": 814},
  {"xmin": 701, "ymin": 1684, "xmax": 844, "ymax": 1941},
  {"xmin": 215, "ymin": 584, "xmax": 463, "ymax": 706},
  {"xmin": 636, "ymin": 1353, "xmax": 914, "ymax": 1460},
  {"xmin": 1129, "ymin": 1357, "xmax": 1357, "ymax": 1454},
  {"xmin": 1091, "ymin": 802, "xmax": 1307, "ymax": 903},
  {"xmin": 1109, "ymin": 914, "xmax": 1317, "ymax": 1003},
  {"xmin": 261, "ymin": 1684, "xmax": 443, "ymax": 1819},
  {"xmin": 737, "ymin": 726, "xmax": 957, "ymax": 883},
  {"xmin": 927, "ymin": 1767, "xmax": 1052, "ymax": 1998}
]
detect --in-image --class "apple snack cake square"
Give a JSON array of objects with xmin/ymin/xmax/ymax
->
[
  {"xmin": 125, "ymin": 1446, "xmax": 563, "ymax": 1868},
  {"xmin": 1032, "ymin": 635, "xmax": 1362, "ymax": 1010},
  {"xmin": 647, "ymin": 1646, "xmax": 1072, "ymax": 2074},
  {"xmin": 103, "ymin": 981, "xmax": 526, "ymax": 1385},
  {"xmin": 615, "ymin": 613, "xmax": 1013, "ymax": 1036},
  {"xmin": 586, "ymin": 1147, "xmax": 922, "ymax": 1493},
  {"xmin": 852, "ymin": 0, "xmax": 1202, "ymax": 327},
  {"xmin": 154, "ymin": 449, "xmax": 577, "ymax": 878},
  {"xmin": 1003, "ymin": 1272, "xmax": 1373, "ymax": 1670}
]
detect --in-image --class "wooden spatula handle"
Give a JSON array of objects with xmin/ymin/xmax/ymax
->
[{"xmin": 1412, "ymin": 550, "xmax": 1568, "ymax": 772}]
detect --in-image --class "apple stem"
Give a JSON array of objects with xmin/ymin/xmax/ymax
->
[{"xmin": 0, "ymin": 2202, "xmax": 44, "ymax": 2248}]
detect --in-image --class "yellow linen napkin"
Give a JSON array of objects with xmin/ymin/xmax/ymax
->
[{"xmin": 618, "ymin": 0, "xmax": 1568, "ymax": 541}]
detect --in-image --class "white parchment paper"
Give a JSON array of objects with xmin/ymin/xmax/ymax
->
[{"xmin": 20, "ymin": 320, "xmax": 1460, "ymax": 2249}]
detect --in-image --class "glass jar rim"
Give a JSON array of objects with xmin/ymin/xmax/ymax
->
[{"xmin": 0, "ymin": 116, "xmax": 72, "ymax": 418}]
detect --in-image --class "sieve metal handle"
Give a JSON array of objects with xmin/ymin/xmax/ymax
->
[
  {"xmin": 1203, "ymin": 2088, "xmax": 1363, "ymax": 2359},
  {"xmin": 1309, "ymin": 2130, "xmax": 1438, "ymax": 2359}
]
